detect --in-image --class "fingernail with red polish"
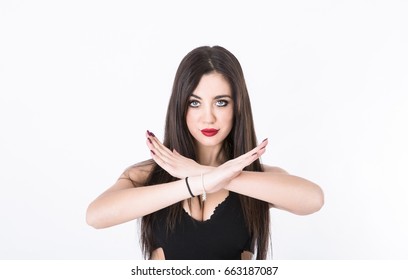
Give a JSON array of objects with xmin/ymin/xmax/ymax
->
[
  {"xmin": 262, "ymin": 138, "xmax": 268, "ymax": 142},
  {"xmin": 150, "ymin": 150, "xmax": 155, "ymax": 155},
  {"xmin": 148, "ymin": 138, "xmax": 152, "ymax": 144}
]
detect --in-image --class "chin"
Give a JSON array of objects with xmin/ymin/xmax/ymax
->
[{"xmin": 196, "ymin": 137, "xmax": 225, "ymax": 147}]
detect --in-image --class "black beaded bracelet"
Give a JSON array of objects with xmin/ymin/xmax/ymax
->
[{"xmin": 185, "ymin": 177, "xmax": 195, "ymax": 197}]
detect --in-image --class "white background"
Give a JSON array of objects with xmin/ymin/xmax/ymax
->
[{"xmin": 1, "ymin": 0, "xmax": 407, "ymax": 259}]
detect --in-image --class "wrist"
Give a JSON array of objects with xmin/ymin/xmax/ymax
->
[
  {"xmin": 186, "ymin": 175, "xmax": 203, "ymax": 197},
  {"xmin": 200, "ymin": 165, "xmax": 215, "ymax": 174},
  {"xmin": 224, "ymin": 172, "xmax": 241, "ymax": 192}
]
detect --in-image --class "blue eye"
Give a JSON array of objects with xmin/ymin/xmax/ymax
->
[
  {"xmin": 189, "ymin": 100, "xmax": 200, "ymax": 108},
  {"xmin": 216, "ymin": 100, "xmax": 229, "ymax": 107}
]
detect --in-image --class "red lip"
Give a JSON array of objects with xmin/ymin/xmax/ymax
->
[{"xmin": 201, "ymin": 128, "xmax": 219, "ymax": 137}]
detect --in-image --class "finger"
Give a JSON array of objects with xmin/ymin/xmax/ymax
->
[
  {"xmin": 145, "ymin": 134, "xmax": 175, "ymax": 172},
  {"xmin": 150, "ymin": 149, "xmax": 172, "ymax": 171},
  {"xmin": 257, "ymin": 138, "xmax": 268, "ymax": 151},
  {"xmin": 146, "ymin": 136, "xmax": 165, "ymax": 157},
  {"xmin": 253, "ymin": 138, "xmax": 268, "ymax": 155},
  {"xmin": 146, "ymin": 131, "xmax": 173, "ymax": 160},
  {"xmin": 172, "ymin": 149, "xmax": 186, "ymax": 160},
  {"xmin": 235, "ymin": 141, "xmax": 268, "ymax": 168},
  {"xmin": 146, "ymin": 134, "xmax": 189, "ymax": 176},
  {"xmin": 150, "ymin": 135, "xmax": 172, "ymax": 157},
  {"xmin": 240, "ymin": 138, "xmax": 268, "ymax": 159}
]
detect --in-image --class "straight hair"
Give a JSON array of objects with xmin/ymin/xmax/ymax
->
[{"xmin": 139, "ymin": 46, "xmax": 270, "ymax": 259}]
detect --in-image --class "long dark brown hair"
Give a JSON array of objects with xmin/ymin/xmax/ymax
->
[{"xmin": 140, "ymin": 46, "xmax": 270, "ymax": 259}]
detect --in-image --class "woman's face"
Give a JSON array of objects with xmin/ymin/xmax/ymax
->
[{"xmin": 186, "ymin": 72, "xmax": 234, "ymax": 149}]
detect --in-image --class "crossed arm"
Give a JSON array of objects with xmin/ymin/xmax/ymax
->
[{"xmin": 86, "ymin": 133, "xmax": 324, "ymax": 229}]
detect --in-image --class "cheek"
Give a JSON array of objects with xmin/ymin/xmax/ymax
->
[
  {"xmin": 224, "ymin": 109, "xmax": 234, "ymax": 127},
  {"xmin": 185, "ymin": 111, "xmax": 196, "ymax": 131}
]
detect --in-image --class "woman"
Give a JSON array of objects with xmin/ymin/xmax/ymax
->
[{"xmin": 86, "ymin": 46, "xmax": 324, "ymax": 260}]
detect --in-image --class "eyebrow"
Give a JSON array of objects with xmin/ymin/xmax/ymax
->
[{"xmin": 190, "ymin": 94, "xmax": 232, "ymax": 100}]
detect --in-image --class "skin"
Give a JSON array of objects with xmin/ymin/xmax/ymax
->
[
  {"xmin": 86, "ymin": 72, "xmax": 324, "ymax": 259},
  {"xmin": 185, "ymin": 72, "xmax": 234, "ymax": 166}
]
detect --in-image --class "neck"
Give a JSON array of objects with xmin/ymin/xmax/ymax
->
[{"xmin": 195, "ymin": 143, "xmax": 226, "ymax": 167}]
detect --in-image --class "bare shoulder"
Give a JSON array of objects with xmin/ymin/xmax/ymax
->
[
  {"xmin": 261, "ymin": 164, "xmax": 289, "ymax": 174},
  {"xmin": 94, "ymin": 160, "xmax": 155, "ymax": 197},
  {"xmin": 119, "ymin": 159, "xmax": 155, "ymax": 187}
]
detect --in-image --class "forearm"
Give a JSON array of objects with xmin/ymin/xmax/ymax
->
[
  {"xmin": 226, "ymin": 171, "xmax": 324, "ymax": 215},
  {"xmin": 86, "ymin": 176, "xmax": 202, "ymax": 229}
]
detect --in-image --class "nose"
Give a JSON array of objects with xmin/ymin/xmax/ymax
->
[{"xmin": 202, "ymin": 104, "xmax": 216, "ymax": 124}]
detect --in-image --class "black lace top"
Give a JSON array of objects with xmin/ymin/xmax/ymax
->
[{"xmin": 151, "ymin": 191, "xmax": 253, "ymax": 260}]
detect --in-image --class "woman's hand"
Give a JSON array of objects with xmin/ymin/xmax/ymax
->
[
  {"xmin": 202, "ymin": 139, "xmax": 268, "ymax": 193},
  {"xmin": 146, "ymin": 130, "xmax": 268, "ymax": 194},
  {"xmin": 146, "ymin": 130, "xmax": 212, "ymax": 178}
]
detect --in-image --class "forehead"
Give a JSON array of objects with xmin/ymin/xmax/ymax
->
[{"xmin": 192, "ymin": 72, "xmax": 232, "ymax": 98}]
